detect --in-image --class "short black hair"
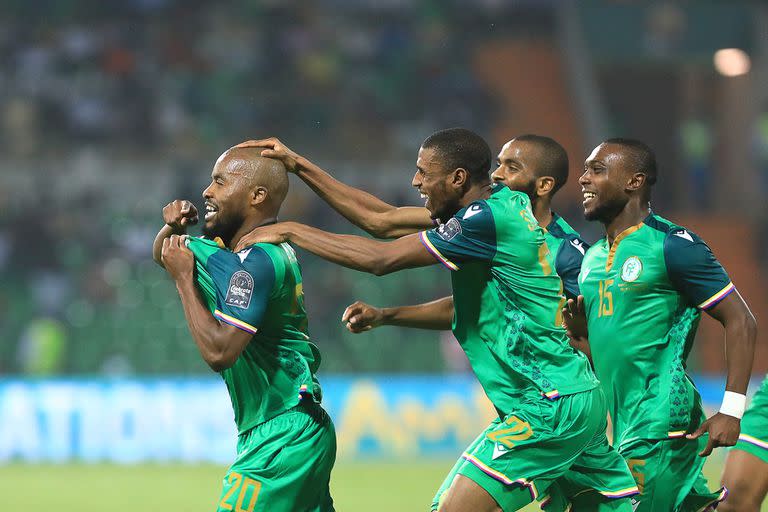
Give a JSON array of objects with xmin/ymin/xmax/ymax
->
[
  {"xmin": 602, "ymin": 138, "xmax": 658, "ymax": 186},
  {"xmin": 512, "ymin": 134, "xmax": 569, "ymax": 194},
  {"xmin": 421, "ymin": 127, "xmax": 492, "ymax": 184}
]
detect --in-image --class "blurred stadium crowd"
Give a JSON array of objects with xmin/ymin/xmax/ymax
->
[{"xmin": 0, "ymin": 0, "xmax": 766, "ymax": 375}]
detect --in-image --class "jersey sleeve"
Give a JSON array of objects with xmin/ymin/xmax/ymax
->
[
  {"xmin": 419, "ymin": 201, "xmax": 497, "ymax": 270},
  {"xmin": 212, "ymin": 247, "xmax": 276, "ymax": 334},
  {"xmin": 664, "ymin": 228, "xmax": 735, "ymax": 310},
  {"xmin": 555, "ymin": 237, "xmax": 589, "ymax": 300}
]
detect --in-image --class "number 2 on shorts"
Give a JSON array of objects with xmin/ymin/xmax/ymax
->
[{"xmin": 219, "ymin": 471, "xmax": 262, "ymax": 512}]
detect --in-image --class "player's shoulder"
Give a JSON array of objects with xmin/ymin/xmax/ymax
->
[
  {"xmin": 644, "ymin": 213, "xmax": 707, "ymax": 249},
  {"xmin": 547, "ymin": 213, "xmax": 589, "ymax": 248}
]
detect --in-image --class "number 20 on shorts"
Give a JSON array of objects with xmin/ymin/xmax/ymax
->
[{"xmin": 219, "ymin": 472, "xmax": 261, "ymax": 512}]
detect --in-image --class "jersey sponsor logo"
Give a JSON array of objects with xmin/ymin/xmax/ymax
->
[
  {"xmin": 462, "ymin": 204, "xmax": 483, "ymax": 220},
  {"xmin": 570, "ymin": 238, "xmax": 586, "ymax": 255},
  {"xmin": 673, "ymin": 229, "xmax": 694, "ymax": 242},
  {"xmin": 237, "ymin": 248, "xmax": 252, "ymax": 263},
  {"xmin": 620, "ymin": 256, "xmax": 643, "ymax": 282},
  {"xmin": 437, "ymin": 218, "xmax": 462, "ymax": 241},
  {"xmin": 225, "ymin": 270, "xmax": 254, "ymax": 309},
  {"xmin": 630, "ymin": 497, "xmax": 640, "ymax": 511}
]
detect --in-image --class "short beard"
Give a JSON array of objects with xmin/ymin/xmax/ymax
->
[
  {"xmin": 584, "ymin": 200, "xmax": 624, "ymax": 224},
  {"xmin": 202, "ymin": 213, "xmax": 243, "ymax": 248}
]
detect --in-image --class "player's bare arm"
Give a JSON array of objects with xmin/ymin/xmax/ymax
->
[
  {"xmin": 341, "ymin": 296, "xmax": 454, "ymax": 333},
  {"xmin": 562, "ymin": 295, "xmax": 592, "ymax": 361},
  {"xmin": 235, "ymin": 138, "xmax": 433, "ymax": 238},
  {"xmin": 161, "ymin": 234, "xmax": 252, "ymax": 372},
  {"xmin": 235, "ymin": 221, "xmax": 436, "ymax": 275},
  {"xmin": 686, "ymin": 290, "xmax": 757, "ymax": 456},
  {"xmin": 152, "ymin": 199, "xmax": 198, "ymax": 267}
]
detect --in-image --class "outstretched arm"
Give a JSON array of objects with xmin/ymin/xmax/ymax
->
[
  {"xmin": 687, "ymin": 291, "xmax": 756, "ymax": 456},
  {"xmin": 235, "ymin": 221, "xmax": 437, "ymax": 275},
  {"xmin": 235, "ymin": 138, "xmax": 433, "ymax": 238},
  {"xmin": 341, "ymin": 296, "xmax": 454, "ymax": 333}
]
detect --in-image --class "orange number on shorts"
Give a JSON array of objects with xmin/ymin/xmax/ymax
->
[
  {"xmin": 486, "ymin": 415, "xmax": 534, "ymax": 449},
  {"xmin": 219, "ymin": 472, "xmax": 262, "ymax": 512},
  {"xmin": 598, "ymin": 279, "xmax": 614, "ymax": 317},
  {"xmin": 627, "ymin": 459, "xmax": 646, "ymax": 493}
]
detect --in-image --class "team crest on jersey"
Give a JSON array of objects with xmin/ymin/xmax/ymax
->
[
  {"xmin": 225, "ymin": 271, "xmax": 254, "ymax": 309},
  {"xmin": 437, "ymin": 218, "xmax": 462, "ymax": 241},
  {"xmin": 621, "ymin": 256, "xmax": 643, "ymax": 282}
]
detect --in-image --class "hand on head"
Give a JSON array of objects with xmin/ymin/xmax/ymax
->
[{"xmin": 234, "ymin": 137, "xmax": 301, "ymax": 173}]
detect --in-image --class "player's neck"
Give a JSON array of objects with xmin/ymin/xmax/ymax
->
[
  {"xmin": 532, "ymin": 198, "xmax": 553, "ymax": 228},
  {"xmin": 459, "ymin": 181, "xmax": 493, "ymax": 208},
  {"xmin": 229, "ymin": 215, "xmax": 278, "ymax": 250},
  {"xmin": 604, "ymin": 201, "xmax": 650, "ymax": 246}
]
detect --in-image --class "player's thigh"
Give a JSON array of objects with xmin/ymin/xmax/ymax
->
[
  {"xmin": 433, "ymin": 428, "xmax": 491, "ymax": 511},
  {"xmin": 719, "ymin": 449, "xmax": 768, "ymax": 512},
  {"xmin": 439, "ymin": 474, "xmax": 531, "ymax": 512},
  {"xmin": 217, "ymin": 404, "xmax": 336, "ymax": 512}
]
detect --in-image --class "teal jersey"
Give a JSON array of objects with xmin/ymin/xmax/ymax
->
[
  {"xmin": 545, "ymin": 213, "xmax": 589, "ymax": 300},
  {"xmin": 420, "ymin": 185, "xmax": 598, "ymax": 415},
  {"xmin": 580, "ymin": 213, "xmax": 734, "ymax": 446},
  {"xmin": 186, "ymin": 237, "xmax": 323, "ymax": 434}
]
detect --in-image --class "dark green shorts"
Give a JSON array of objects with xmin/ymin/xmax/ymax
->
[
  {"xmin": 432, "ymin": 387, "xmax": 637, "ymax": 512},
  {"xmin": 216, "ymin": 402, "xmax": 336, "ymax": 512},
  {"xmin": 618, "ymin": 437, "xmax": 727, "ymax": 512},
  {"xmin": 732, "ymin": 376, "xmax": 768, "ymax": 464}
]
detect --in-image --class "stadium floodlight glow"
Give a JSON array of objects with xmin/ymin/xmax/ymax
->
[{"xmin": 713, "ymin": 48, "xmax": 751, "ymax": 77}]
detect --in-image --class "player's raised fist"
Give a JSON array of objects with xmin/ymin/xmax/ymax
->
[
  {"xmin": 163, "ymin": 200, "xmax": 198, "ymax": 231},
  {"xmin": 234, "ymin": 137, "xmax": 301, "ymax": 173},
  {"xmin": 341, "ymin": 301, "xmax": 384, "ymax": 333}
]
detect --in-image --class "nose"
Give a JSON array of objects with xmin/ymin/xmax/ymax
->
[
  {"xmin": 202, "ymin": 183, "xmax": 213, "ymax": 199},
  {"xmin": 491, "ymin": 166, "xmax": 503, "ymax": 182},
  {"xmin": 578, "ymin": 170, "xmax": 590, "ymax": 186},
  {"xmin": 411, "ymin": 171, "xmax": 421, "ymax": 188}
]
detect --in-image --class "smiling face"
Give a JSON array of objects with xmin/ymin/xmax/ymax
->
[
  {"xmin": 411, "ymin": 146, "xmax": 462, "ymax": 223},
  {"xmin": 491, "ymin": 140, "xmax": 539, "ymax": 198},
  {"xmin": 579, "ymin": 143, "xmax": 634, "ymax": 223},
  {"xmin": 201, "ymin": 153, "xmax": 252, "ymax": 245}
]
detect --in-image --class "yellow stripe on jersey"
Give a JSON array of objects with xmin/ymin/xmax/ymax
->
[
  {"xmin": 214, "ymin": 310, "xmax": 258, "ymax": 335},
  {"xmin": 419, "ymin": 232, "xmax": 460, "ymax": 271},
  {"xmin": 698, "ymin": 282, "xmax": 735, "ymax": 310}
]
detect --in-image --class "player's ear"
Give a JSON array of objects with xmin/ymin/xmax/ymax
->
[
  {"xmin": 451, "ymin": 168, "xmax": 469, "ymax": 188},
  {"xmin": 251, "ymin": 186, "xmax": 268, "ymax": 206},
  {"xmin": 537, "ymin": 176, "xmax": 555, "ymax": 197},
  {"xmin": 626, "ymin": 172, "xmax": 646, "ymax": 192}
]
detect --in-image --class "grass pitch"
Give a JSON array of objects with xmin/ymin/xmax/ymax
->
[{"xmin": 0, "ymin": 455, "xmax": 765, "ymax": 511}]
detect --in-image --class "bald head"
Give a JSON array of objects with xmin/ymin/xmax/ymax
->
[{"xmin": 215, "ymin": 147, "xmax": 289, "ymax": 212}]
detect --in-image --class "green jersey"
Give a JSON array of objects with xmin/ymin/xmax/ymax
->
[
  {"xmin": 545, "ymin": 213, "xmax": 589, "ymax": 300},
  {"xmin": 420, "ymin": 185, "xmax": 597, "ymax": 414},
  {"xmin": 187, "ymin": 237, "xmax": 323, "ymax": 434},
  {"xmin": 580, "ymin": 213, "xmax": 734, "ymax": 446}
]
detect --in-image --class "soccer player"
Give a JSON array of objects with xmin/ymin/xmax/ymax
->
[
  {"xmin": 562, "ymin": 138, "xmax": 757, "ymax": 511},
  {"xmin": 238, "ymin": 128, "xmax": 638, "ymax": 512},
  {"xmin": 719, "ymin": 374, "xmax": 768, "ymax": 511},
  {"xmin": 234, "ymin": 134, "xmax": 588, "ymax": 299},
  {"xmin": 152, "ymin": 148, "xmax": 336, "ymax": 512}
]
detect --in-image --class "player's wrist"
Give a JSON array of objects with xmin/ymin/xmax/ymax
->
[{"xmin": 719, "ymin": 391, "xmax": 747, "ymax": 419}]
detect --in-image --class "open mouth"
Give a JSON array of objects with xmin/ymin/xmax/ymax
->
[
  {"xmin": 205, "ymin": 202, "xmax": 219, "ymax": 221},
  {"xmin": 582, "ymin": 191, "xmax": 596, "ymax": 206},
  {"xmin": 420, "ymin": 192, "xmax": 429, "ymax": 208}
]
